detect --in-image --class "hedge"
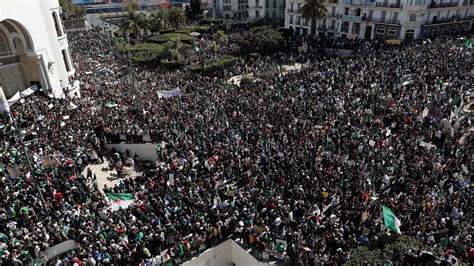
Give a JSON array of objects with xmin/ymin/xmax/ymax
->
[
  {"xmin": 148, "ymin": 33, "xmax": 194, "ymax": 44},
  {"xmin": 203, "ymin": 56, "xmax": 237, "ymax": 73},
  {"xmin": 161, "ymin": 60, "xmax": 187, "ymax": 69},
  {"xmin": 199, "ymin": 18, "xmax": 223, "ymax": 25},
  {"xmin": 129, "ymin": 43, "xmax": 166, "ymax": 63}
]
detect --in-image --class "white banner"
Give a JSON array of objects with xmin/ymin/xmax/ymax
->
[
  {"xmin": 157, "ymin": 87, "xmax": 181, "ymax": 99},
  {"xmin": 20, "ymin": 85, "xmax": 38, "ymax": 97},
  {"xmin": 7, "ymin": 92, "xmax": 21, "ymax": 106}
]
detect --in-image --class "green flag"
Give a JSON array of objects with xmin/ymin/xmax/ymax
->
[
  {"xmin": 382, "ymin": 206, "xmax": 401, "ymax": 234},
  {"xmin": 464, "ymin": 38, "xmax": 471, "ymax": 49}
]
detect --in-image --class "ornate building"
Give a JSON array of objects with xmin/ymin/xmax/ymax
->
[{"xmin": 0, "ymin": 0, "xmax": 79, "ymax": 101}]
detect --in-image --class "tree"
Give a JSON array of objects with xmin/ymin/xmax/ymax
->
[
  {"xmin": 238, "ymin": 26, "xmax": 284, "ymax": 54},
  {"xmin": 300, "ymin": 0, "xmax": 327, "ymax": 36},
  {"xmin": 122, "ymin": 11, "xmax": 151, "ymax": 39},
  {"xmin": 213, "ymin": 30, "xmax": 228, "ymax": 46},
  {"xmin": 59, "ymin": 0, "xmax": 85, "ymax": 19},
  {"xmin": 163, "ymin": 38, "xmax": 191, "ymax": 62},
  {"xmin": 209, "ymin": 41, "xmax": 219, "ymax": 54},
  {"xmin": 150, "ymin": 9, "xmax": 169, "ymax": 34},
  {"xmin": 190, "ymin": 0, "xmax": 203, "ymax": 20},
  {"xmin": 167, "ymin": 7, "xmax": 186, "ymax": 29}
]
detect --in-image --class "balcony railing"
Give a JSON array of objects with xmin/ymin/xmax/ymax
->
[
  {"xmin": 326, "ymin": 13, "xmax": 340, "ymax": 18},
  {"xmin": 424, "ymin": 15, "xmax": 474, "ymax": 25},
  {"xmin": 428, "ymin": 2, "xmax": 459, "ymax": 8},
  {"xmin": 342, "ymin": 14, "xmax": 362, "ymax": 21},
  {"xmin": 362, "ymin": 17, "xmax": 400, "ymax": 24},
  {"xmin": 375, "ymin": 2, "xmax": 403, "ymax": 8},
  {"xmin": 317, "ymin": 26, "xmax": 337, "ymax": 31},
  {"xmin": 287, "ymin": 8, "xmax": 300, "ymax": 13}
]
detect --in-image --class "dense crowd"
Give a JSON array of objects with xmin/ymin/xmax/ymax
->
[{"xmin": 0, "ymin": 26, "xmax": 472, "ymax": 265}]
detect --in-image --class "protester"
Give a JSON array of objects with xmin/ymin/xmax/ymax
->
[{"xmin": 0, "ymin": 26, "xmax": 472, "ymax": 265}]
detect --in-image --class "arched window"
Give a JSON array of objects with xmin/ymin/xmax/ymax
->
[
  {"xmin": 0, "ymin": 30, "xmax": 12, "ymax": 57},
  {"xmin": 53, "ymin": 12, "xmax": 62, "ymax": 37}
]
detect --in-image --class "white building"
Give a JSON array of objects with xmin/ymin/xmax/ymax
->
[
  {"xmin": 0, "ymin": 0, "xmax": 79, "ymax": 101},
  {"xmin": 208, "ymin": 0, "xmax": 249, "ymax": 18},
  {"xmin": 285, "ymin": 0, "xmax": 474, "ymax": 40},
  {"xmin": 248, "ymin": 0, "xmax": 285, "ymax": 23}
]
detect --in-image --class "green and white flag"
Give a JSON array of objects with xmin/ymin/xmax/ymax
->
[
  {"xmin": 106, "ymin": 193, "xmax": 135, "ymax": 211},
  {"xmin": 382, "ymin": 206, "xmax": 401, "ymax": 234}
]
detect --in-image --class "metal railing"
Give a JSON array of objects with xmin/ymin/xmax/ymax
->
[
  {"xmin": 362, "ymin": 17, "xmax": 401, "ymax": 24},
  {"xmin": 428, "ymin": 2, "xmax": 459, "ymax": 8},
  {"xmin": 375, "ymin": 2, "xmax": 403, "ymax": 8},
  {"xmin": 424, "ymin": 15, "xmax": 474, "ymax": 25}
]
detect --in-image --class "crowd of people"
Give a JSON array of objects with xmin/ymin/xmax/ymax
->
[{"xmin": 0, "ymin": 25, "xmax": 472, "ymax": 265}]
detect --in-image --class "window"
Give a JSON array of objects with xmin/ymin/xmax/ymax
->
[
  {"xmin": 388, "ymin": 28, "xmax": 397, "ymax": 35},
  {"xmin": 376, "ymin": 26, "xmax": 385, "ymax": 34},
  {"xmin": 352, "ymin": 23, "xmax": 360, "ymax": 34},
  {"xmin": 52, "ymin": 12, "xmax": 62, "ymax": 37},
  {"xmin": 62, "ymin": 49, "xmax": 71, "ymax": 72},
  {"xmin": 392, "ymin": 12, "xmax": 398, "ymax": 23},
  {"xmin": 409, "ymin": 14, "xmax": 416, "ymax": 21},
  {"xmin": 297, "ymin": 3, "xmax": 301, "ymax": 12},
  {"xmin": 303, "ymin": 18, "xmax": 308, "ymax": 26},
  {"xmin": 265, "ymin": 0, "xmax": 269, "ymax": 8},
  {"xmin": 381, "ymin": 11, "xmax": 387, "ymax": 22},
  {"xmin": 297, "ymin": 16, "xmax": 301, "ymax": 24},
  {"xmin": 290, "ymin": 15, "xmax": 293, "ymax": 23},
  {"xmin": 256, "ymin": 10, "xmax": 260, "ymax": 18},
  {"xmin": 341, "ymin": 21, "xmax": 349, "ymax": 32},
  {"xmin": 0, "ymin": 30, "xmax": 12, "ymax": 56},
  {"xmin": 415, "ymin": 0, "xmax": 421, "ymax": 5},
  {"xmin": 344, "ymin": 7, "xmax": 349, "ymax": 15},
  {"xmin": 265, "ymin": 10, "xmax": 270, "ymax": 18},
  {"xmin": 273, "ymin": 0, "xmax": 276, "ymax": 8},
  {"xmin": 290, "ymin": 2, "xmax": 293, "ymax": 11}
]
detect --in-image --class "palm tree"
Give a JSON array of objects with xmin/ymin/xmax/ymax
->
[
  {"xmin": 167, "ymin": 7, "xmax": 186, "ymax": 29},
  {"xmin": 300, "ymin": 0, "xmax": 327, "ymax": 36},
  {"xmin": 123, "ymin": 11, "xmax": 141, "ymax": 39},
  {"xmin": 164, "ymin": 38, "xmax": 188, "ymax": 61},
  {"xmin": 213, "ymin": 30, "xmax": 228, "ymax": 46},
  {"xmin": 150, "ymin": 9, "xmax": 169, "ymax": 34},
  {"xmin": 122, "ymin": 11, "xmax": 151, "ymax": 39}
]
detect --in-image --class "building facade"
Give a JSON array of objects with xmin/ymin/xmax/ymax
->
[
  {"xmin": 208, "ymin": 0, "xmax": 250, "ymax": 18},
  {"xmin": 285, "ymin": 0, "xmax": 474, "ymax": 40},
  {"xmin": 0, "ymin": 0, "xmax": 79, "ymax": 99},
  {"xmin": 208, "ymin": 0, "xmax": 285, "ymax": 22},
  {"xmin": 248, "ymin": 0, "xmax": 285, "ymax": 23}
]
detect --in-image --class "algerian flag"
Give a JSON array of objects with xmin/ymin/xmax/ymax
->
[
  {"xmin": 382, "ymin": 206, "xmax": 401, "ymax": 234},
  {"xmin": 104, "ymin": 101, "xmax": 118, "ymax": 108},
  {"xmin": 464, "ymin": 38, "xmax": 471, "ymax": 49},
  {"xmin": 106, "ymin": 193, "xmax": 135, "ymax": 211}
]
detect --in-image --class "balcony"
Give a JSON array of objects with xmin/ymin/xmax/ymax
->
[
  {"xmin": 342, "ymin": 14, "xmax": 362, "ymax": 21},
  {"xmin": 317, "ymin": 26, "xmax": 337, "ymax": 31},
  {"xmin": 375, "ymin": 2, "xmax": 403, "ymax": 8},
  {"xmin": 287, "ymin": 8, "xmax": 300, "ymax": 13},
  {"xmin": 326, "ymin": 13, "xmax": 340, "ymax": 18},
  {"xmin": 343, "ymin": 0, "xmax": 365, "ymax": 5},
  {"xmin": 424, "ymin": 15, "xmax": 474, "ymax": 25},
  {"xmin": 428, "ymin": 2, "xmax": 459, "ymax": 8},
  {"xmin": 362, "ymin": 17, "xmax": 400, "ymax": 25}
]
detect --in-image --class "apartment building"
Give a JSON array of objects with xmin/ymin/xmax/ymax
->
[
  {"xmin": 208, "ymin": 0, "xmax": 285, "ymax": 23},
  {"xmin": 285, "ymin": 0, "xmax": 474, "ymax": 40},
  {"xmin": 248, "ymin": 0, "xmax": 285, "ymax": 23},
  {"xmin": 208, "ymin": 0, "xmax": 249, "ymax": 18}
]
